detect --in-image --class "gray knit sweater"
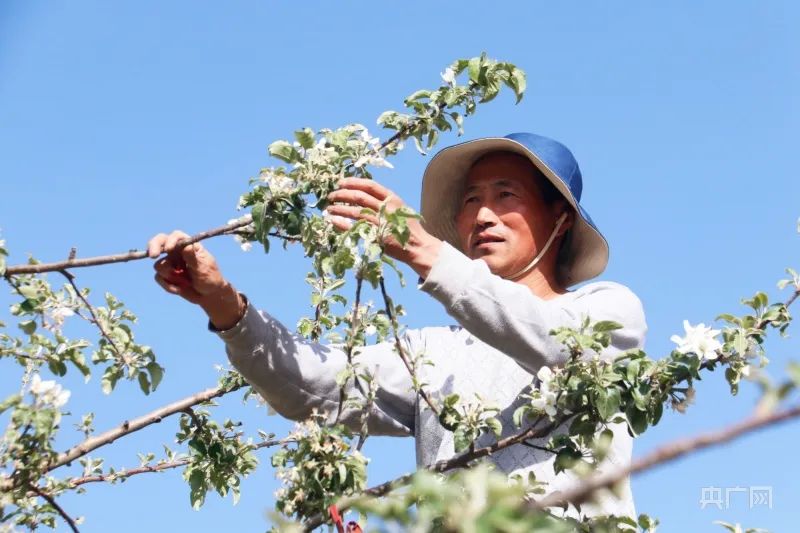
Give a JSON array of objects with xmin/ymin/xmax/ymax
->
[{"xmin": 209, "ymin": 241, "xmax": 647, "ymax": 520}]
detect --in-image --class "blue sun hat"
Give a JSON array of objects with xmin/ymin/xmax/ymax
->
[{"xmin": 419, "ymin": 132, "xmax": 609, "ymax": 287}]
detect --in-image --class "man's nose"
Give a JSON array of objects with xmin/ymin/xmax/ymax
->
[{"xmin": 475, "ymin": 204, "xmax": 499, "ymax": 228}]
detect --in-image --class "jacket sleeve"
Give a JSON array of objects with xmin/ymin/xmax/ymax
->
[
  {"xmin": 418, "ymin": 242, "xmax": 647, "ymax": 374},
  {"xmin": 209, "ymin": 294, "xmax": 416, "ymax": 437}
]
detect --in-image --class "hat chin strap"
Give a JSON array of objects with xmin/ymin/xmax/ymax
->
[{"xmin": 502, "ymin": 212, "xmax": 568, "ymax": 281}]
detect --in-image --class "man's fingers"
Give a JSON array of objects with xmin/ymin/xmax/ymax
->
[
  {"xmin": 154, "ymin": 272, "xmax": 181, "ymax": 294},
  {"xmin": 326, "ymin": 189, "xmax": 383, "ymax": 211},
  {"xmin": 153, "ymin": 257, "xmax": 173, "ymax": 276},
  {"xmin": 336, "ymin": 177, "xmax": 392, "ymax": 201},
  {"xmin": 181, "ymin": 242, "xmax": 204, "ymax": 267},
  {"xmin": 164, "ymin": 231, "xmax": 192, "ymax": 254},
  {"xmin": 147, "ymin": 233, "xmax": 168, "ymax": 258},
  {"xmin": 324, "ymin": 204, "xmax": 379, "ymax": 226},
  {"xmin": 324, "ymin": 213, "xmax": 354, "ymax": 232}
]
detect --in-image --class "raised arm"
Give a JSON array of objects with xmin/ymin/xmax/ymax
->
[
  {"xmin": 208, "ymin": 294, "xmax": 416, "ymax": 436},
  {"xmin": 418, "ymin": 241, "xmax": 647, "ymax": 374},
  {"xmin": 147, "ymin": 229, "xmax": 416, "ymax": 437}
]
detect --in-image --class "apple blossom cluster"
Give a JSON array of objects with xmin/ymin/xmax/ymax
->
[
  {"xmin": 530, "ymin": 366, "xmax": 560, "ymax": 419},
  {"xmin": 28, "ymin": 374, "xmax": 70, "ymax": 411},
  {"xmin": 670, "ymin": 320, "xmax": 723, "ymax": 361}
]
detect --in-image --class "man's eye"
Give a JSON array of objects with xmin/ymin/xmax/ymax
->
[
  {"xmin": 464, "ymin": 196, "xmax": 479, "ymax": 204},
  {"xmin": 499, "ymin": 191, "xmax": 516, "ymax": 198}
]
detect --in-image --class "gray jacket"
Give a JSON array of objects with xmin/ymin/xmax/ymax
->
[{"xmin": 210, "ymin": 241, "xmax": 647, "ymax": 519}]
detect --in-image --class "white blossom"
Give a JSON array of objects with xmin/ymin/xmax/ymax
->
[
  {"xmin": 44, "ymin": 305, "xmax": 75, "ymax": 333},
  {"xmin": 531, "ymin": 366, "xmax": 558, "ymax": 418},
  {"xmin": 441, "ymin": 67, "xmax": 456, "ymax": 86},
  {"xmin": 305, "ymin": 138, "xmax": 337, "ymax": 167},
  {"xmin": 30, "ymin": 374, "xmax": 71, "ymax": 408},
  {"xmin": 354, "ymin": 153, "xmax": 394, "ymax": 169},
  {"xmin": 240, "ymin": 241, "xmax": 253, "ymax": 252},
  {"xmin": 740, "ymin": 364, "xmax": 757, "ymax": 379},
  {"xmin": 268, "ymin": 175, "xmax": 297, "ymax": 196},
  {"xmin": 670, "ymin": 320, "xmax": 723, "ymax": 360},
  {"xmin": 350, "ymin": 126, "xmax": 393, "ymax": 169}
]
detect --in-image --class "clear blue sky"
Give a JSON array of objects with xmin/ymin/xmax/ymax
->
[{"xmin": 1, "ymin": 2, "xmax": 798, "ymax": 531}]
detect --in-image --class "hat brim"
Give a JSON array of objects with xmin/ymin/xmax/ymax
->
[{"xmin": 419, "ymin": 137, "xmax": 609, "ymax": 286}]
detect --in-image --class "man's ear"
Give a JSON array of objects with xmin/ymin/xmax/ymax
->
[{"xmin": 554, "ymin": 202, "xmax": 575, "ymax": 237}]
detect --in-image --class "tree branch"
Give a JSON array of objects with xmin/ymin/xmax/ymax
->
[
  {"xmin": 47, "ymin": 383, "xmax": 244, "ymax": 472},
  {"xmin": 65, "ymin": 438, "xmax": 280, "ymax": 489},
  {"xmin": 3, "ymin": 218, "xmax": 298, "ymax": 276},
  {"xmin": 58, "ymin": 270, "xmax": 125, "ymax": 357},
  {"xmin": 335, "ymin": 275, "xmax": 366, "ymax": 424},
  {"xmin": 29, "ymin": 484, "xmax": 80, "ymax": 533},
  {"xmin": 532, "ymin": 403, "xmax": 800, "ymax": 511},
  {"xmin": 302, "ymin": 413, "xmax": 570, "ymax": 530},
  {"xmin": 378, "ymin": 276, "xmax": 440, "ymax": 417}
]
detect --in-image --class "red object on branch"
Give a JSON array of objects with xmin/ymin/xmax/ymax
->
[
  {"xmin": 328, "ymin": 504, "xmax": 362, "ymax": 533},
  {"xmin": 328, "ymin": 504, "xmax": 345, "ymax": 533},
  {"xmin": 166, "ymin": 253, "xmax": 192, "ymax": 288}
]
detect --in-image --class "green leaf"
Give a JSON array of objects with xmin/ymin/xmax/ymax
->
[
  {"xmin": 251, "ymin": 202, "xmax": 271, "ymax": 253},
  {"xmin": 509, "ymin": 67, "xmax": 526, "ymax": 102},
  {"xmin": 625, "ymin": 404, "xmax": 648, "ymax": 436},
  {"xmin": 453, "ymin": 427, "xmax": 471, "ymax": 452},
  {"xmin": 626, "ymin": 360, "xmax": 640, "ymax": 384},
  {"xmin": 553, "ymin": 447, "xmax": 581, "ymax": 474},
  {"xmin": 467, "ymin": 56, "xmax": 482, "ymax": 83},
  {"xmin": 638, "ymin": 513, "xmax": 659, "ymax": 532},
  {"xmin": 18, "ymin": 320, "xmax": 37, "ymax": 335},
  {"xmin": 0, "ymin": 394, "xmax": 21, "ymax": 415},
  {"xmin": 733, "ymin": 330, "xmax": 748, "ymax": 355},
  {"xmin": 593, "ymin": 320, "xmax": 623, "ymax": 333},
  {"xmin": 268, "ymin": 140, "xmax": 300, "ymax": 164},
  {"xmin": 404, "ymin": 89, "xmax": 431, "ymax": 103},
  {"xmin": 293, "ymin": 128, "xmax": 315, "ymax": 150},
  {"xmin": 18, "ymin": 284, "xmax": 40, "ymax": 300},
  {"xmin": 595, "ymin": 387, "xmax": 621, "ymax": 419},
  {"xmin": 486, "ymin": 417, "xmax": 502, "ymax": 438},
  {"xmin": 138, "ymin": 371, "xmax": 151, "ymax": 395},
  {"xmin": 147, "ymin": 362, "xmax": 164, "ymax": 392},
  {"xmin": 338, "ymin": 462, "xmax": 348, "ymax": 484},
  {"xmin": 651, "ymin": 397, "xmax": 664, "ymax": 425},
  {"xmin": 101, "ymin": 367, "xmax": 122, "ymax": 395},
  {"xmin": 188, "ymin": 469, "xmax": 207, "ymax": 510},
  {"xmin": 513, "ymin": 405, "xmax": 529, "ymax": 427},
  {"xmin": 48, "ymin": 358, "xmax": 67, "ymax": 377}
]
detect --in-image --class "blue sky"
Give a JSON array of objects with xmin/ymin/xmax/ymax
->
[{"xmin": 1, "ymin": 1, "xmax": 798, "ymax": 531}]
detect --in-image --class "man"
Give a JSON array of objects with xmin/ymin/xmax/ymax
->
[{"xmin": 147, "ymin": 132, "xmax": 647, "ymax": 520}]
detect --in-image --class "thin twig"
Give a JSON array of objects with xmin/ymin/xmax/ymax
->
[
  {"xmin": 47, "ymin": 383, "xmax": 244, "ymax": 472},
  {"xmin": 335, "ymin": 275, "xmax": 367, "ymax": 424},
  {"xmin": 29, "ymin": 484, "xmax": 80, "ymax": 533},
  {"xmin": 531, "ymin": 403, "xmax": 800, "ymax": 510},
  {"xmin": 66, "ymin": 439, "xmax": 281, "ymax": 488},
  {"xmin": 378, "ymin": 276, "xmax": 439, "ymax": 417},
  {"xmin": 58, "ymin": 270, "xmax": 124, "ymax": 357}
]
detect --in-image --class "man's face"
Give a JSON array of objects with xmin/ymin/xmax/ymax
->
[{"xmin": 454, "ymin": 152, "xmax": 561, "ymax": 278}]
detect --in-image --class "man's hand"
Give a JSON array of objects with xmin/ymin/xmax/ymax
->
[
  {"xmin": 325, "ymin": 177, "xmax": 442, "ymax": 279},
  {"xmin": 147, "ymin": 230, "xmax": 245, "ymax": 330}
]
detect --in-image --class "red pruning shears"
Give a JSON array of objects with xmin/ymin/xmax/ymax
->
[{"xmin": 328, "ymin": 504, "xmax": 362, "ymax": 533}]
